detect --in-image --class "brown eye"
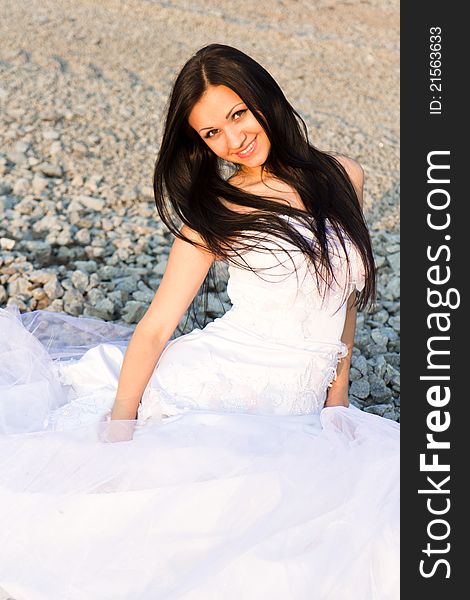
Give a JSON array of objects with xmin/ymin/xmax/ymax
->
[{"xmin": 233, "ymin": 109, "xmax": 247, "ymax": 119}]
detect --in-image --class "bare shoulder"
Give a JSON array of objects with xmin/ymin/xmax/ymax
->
[
  {"xmin": 179, "ymin": 224, "xmax": 222, "ymax": 261},
  {"xmin": 180, "ymin": 223, "xmax": 211, "ymax": 251},
  {"xmin": 331, "ymin": 153, "xmax": 364, "ymax": 208}
]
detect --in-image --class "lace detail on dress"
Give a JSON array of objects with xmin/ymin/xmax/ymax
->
[{"xmin": 139, "ymin": 337, "xmax": 350, "ymax": 418}]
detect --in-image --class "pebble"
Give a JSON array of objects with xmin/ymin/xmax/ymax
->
[
  {"xmin": 43, "ymin": 275, "xmax": 64, "ymax": 300},
  {"xmin": 83, "ymin": 298, "xmax": 115, "ymax": 320},
  {"xmin": 350, "ymin": 378, "xmax": 370, "ymax": 399},
  {"xmin": 369, "ymin": 374, "xmax": 393, "ymax": 403},
  {"xmin": 40, "ymin": 163, "xmax": 63, "ymax": 178},
  {"xmin": 371, "ymin": 329, "xmax": 389, "ymax": 347},
  {"xmin": 0, "ymin": 238, "xmax": 15, "ymax": 251},
  {"xmin": 63, "ymin": 288, "xmax": 84, "ymax": 316},
  {"xmin": 75, "ymin": 195, "xmax": 106, "ymax": 211},
  {"xmin": 32, "ymin": 174, "xmax": 49, "ymax": 195},
  {"xmin": 122, "ymin": 300, "xmax": 147, "ymax": 324},
  {"xmin": 71, "ymin": 270, "xmax": 89, "ymax": 292}
]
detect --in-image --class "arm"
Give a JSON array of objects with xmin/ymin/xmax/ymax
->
[
  {"xmin": 110, "ymin": 225, "xmax": 216, "ymax": 421},
  {"xmin": 324, "ymin": 291, "xmax": 358, "ymax": 408},
  {"xmin": 324, "ymin": 154, "xmax": 365, "ymax": 408}
]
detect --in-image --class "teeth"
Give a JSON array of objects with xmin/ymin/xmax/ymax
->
[{"xmin": 239, "ymin": 139, "xmax": 255, "ymax": 156}]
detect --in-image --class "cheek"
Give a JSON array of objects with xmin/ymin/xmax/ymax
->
[
  {"xmin": 206, "ymin": 139, "xmax": 228, "ymax": 158},
  {"xmin": 259, "ymin": 130, "xmax": 271, "ymax": 151}
]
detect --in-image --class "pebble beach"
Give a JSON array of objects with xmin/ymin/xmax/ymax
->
[{"xmin": 0, "ymin": 0, "xmax": 399, "ymax": 433}]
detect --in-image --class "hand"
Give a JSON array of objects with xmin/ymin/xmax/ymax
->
[{"xmin": 100, "ymin": 419, "xmax": 137, "ymax": 443}]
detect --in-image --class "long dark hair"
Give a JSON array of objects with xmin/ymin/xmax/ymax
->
[{"xmin": 153, "ymin": 43, "xmax": 376, "ymax": 333}]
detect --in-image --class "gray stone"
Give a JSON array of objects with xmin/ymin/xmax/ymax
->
[
  {"xmin": 14, "ymin": 141, "xmax": 30, "ymax": 153},
  {"xmin": 387, "ymin": 251, "xmax": 400, "ymax": 273},
  {"xmin": 49, "ymin": 141, "xmax": 63, "ymax": 155},
  {"xmin": 6, "ymin": 151, "xmax": 27, "ymax": 165},
  {"xmin": 43, "ymin": 275, "xmax": 64, "ymax": 300},
  {"xmin": 385, "ymin": 364, "xmax": 400, "ymax": 388},
  {"xmin": 374, "ymin": 255, "xmax": 387, "ymax": 269},
  {"xmin": 86, "ymin": 174, "xmax": 103, "ymax": 191},
  {"xmin": 0, "ymin": 181, "xmax": 13, "ymax": 195},
  {"xmin": 63, "ymin": 288, "xmax": 85, "ymax": 316},
  {"xmin": 369, "ymin": 355, "xmax": 387, "ymax": 379},
  {"xmin": 28, "ymin": 270, "xmax": 57, "ymax": 285},
  {"xmin": 351, "ymin": 354, "xmax": 368, "ymax": 376},
  {"xmin": 114, "ymin": 276, "xmax": 139, "ymax": 293},
  {"xmin": 369, "ymin": 374, "xmax": 393, "ymax": 403},
  {"xmin": 75, "ymin": 195, "xmax": 105, "ymax": 211},
  {"xmin": 15, "ymin": 198, "xmax": 36, "ymax": 214},
  {"xmin": 32, "ymin": 175, "xmax": 49, "ymax": 195},
  {"xmin": 108, "ymin": 290, "xmax": 127, "ymax": 307},
  {"xmin": 56, "ymin": 227, "xmax": 73, "ymax": 246},
  {"xmin": 354, "ymin": 331, "xmax": 372, "ymax": 352},
  {"xmin": 13, "ymin": 177, "xmax": 30, "ymax": 195},
  {"xmin": 0, "ymin": 238, "xmax": 15, "ymax": 251},
  {"xmin": 132, "ymin": 288, "xmax": 154, "ymax": 303},
  {"xmin": 371, "ymin": 329, "xmax": 389, "ymax": 347},
  {"xmin": 47, "ymin": 298, "xmax": 65, "ymax": 312},
  {"xmin": 387, "ymin": 338, "xmax": 400, "ymax": 353},
  {"xmin": 83, "ymin": 298, "xmax": 115, "ymax": 320},
  {"xmin": 6, "ymin": 295, "xmax": 29, "ymax": 310},
  {"xmin": 86, "ymin": 288, "xmax": 105, "ymax": 304},
  {"xmin": 122, "ymin": 300, "xmax": 147, "ymax": 324},
  {"xmin": 380, "ymin": 327, "xmax": 399, "ymax": 342},
  {"xmin": 388, "ymin": 315, "xmax": 400, "ymax": 331},
  {"xmin": 75, "ymin": 228, "xmax": 91, "ymax": 245},
  {"xmin": 59, "ymin": 277, "xmax": 74, "ymax": 291},
  {"xmin": 370, "ymin": 308, "xmax": 389, "ymax": 324},
  {"xmin": 42, "ymin": 128, "xmax": 60, "ymax": 140},
  {"xmin": 207, "ymin": 294, "xmax": 224, "ymax": 315},
  {"xmin": 40, "ymin": 163, "xmax": 63, "ymax": 178},
  {"xmin": 55, "ymin": 246, "xmax": 77, "ymax": 261},
  {"xmin": 349, "ymin": 396, "xmax": 366, "ymax": 409},
  {"xmin": 349, "ymin": 366, "xmax": 362, "ymax": 381},
  {"xmin": 154, "ymin": 259, "xmax": 167, "ymax": 277},
  {"xmin": 86, "ymin": 272, "xmax": 100, "ymax": 291},
  {"xmin": 8, "ymin": 276, "xmax": 33, "ymax": 296},
  {"xmin": 71, "ymin": 270, "xmax": 89, "ymax": 292},
  {"xmin": 98, "ymin": 265, "xmax": 122, "ymax": 280},
  {"xmin": 350, "ymin": 378, "xmax": 370, "ymax": 399},
  {"xmin": 74, "ymin": 260, "xmax": 98, "ymax": 274},
  {"xmin": 382, "ymin": 277, "xmax": 400, "ymax": 301}
]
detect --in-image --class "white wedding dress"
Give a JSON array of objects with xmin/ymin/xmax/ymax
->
[{"xmin": 0, "ymin": 215, "xmax": 399, "ymax": 600}]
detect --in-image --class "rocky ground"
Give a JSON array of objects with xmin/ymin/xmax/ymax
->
[{"xmin": 0, "ymin": 0, "xmax": 400, "ymax": 426}]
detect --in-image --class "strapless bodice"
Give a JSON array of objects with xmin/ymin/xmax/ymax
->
[{"xmin": 224, "ymin": 215, "xmax": 366, "ymax": 345}]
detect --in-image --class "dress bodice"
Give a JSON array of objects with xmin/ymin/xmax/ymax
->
[{"xmin": 224, "ymin": 215, "xmax": 366, "ymax": 346}]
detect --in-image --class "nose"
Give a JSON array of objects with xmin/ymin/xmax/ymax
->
[{"xmin": 226, "ymin": 127, "xmax": 247, "ymax": 153}]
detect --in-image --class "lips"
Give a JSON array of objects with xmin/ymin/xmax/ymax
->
[{"xmin": 236, "ymin": 136, "xmax": 257, "ymax": 158}]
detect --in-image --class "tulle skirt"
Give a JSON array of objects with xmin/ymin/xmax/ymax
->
[{"xmin": 0, "ymin": 306, "xmax": 399, "ymax": 599}]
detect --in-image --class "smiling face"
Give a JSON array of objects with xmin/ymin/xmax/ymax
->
[{"xmin": 188, "ymin": 84, "xmax": 271, "ymax": 178}]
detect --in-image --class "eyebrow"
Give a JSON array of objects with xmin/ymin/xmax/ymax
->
[{"xmin": 198, "ymin": 102, "xmax": 245, "ymax": 132}]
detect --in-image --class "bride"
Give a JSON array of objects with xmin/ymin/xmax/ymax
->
[{"xmin": 0, "ymin": 44, "xmax": 399, "ymax": 599}]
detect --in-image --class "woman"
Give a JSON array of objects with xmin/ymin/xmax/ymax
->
[{"xmin": 0, "ymin": 44, "xmax": 399, "ymax": 599}]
